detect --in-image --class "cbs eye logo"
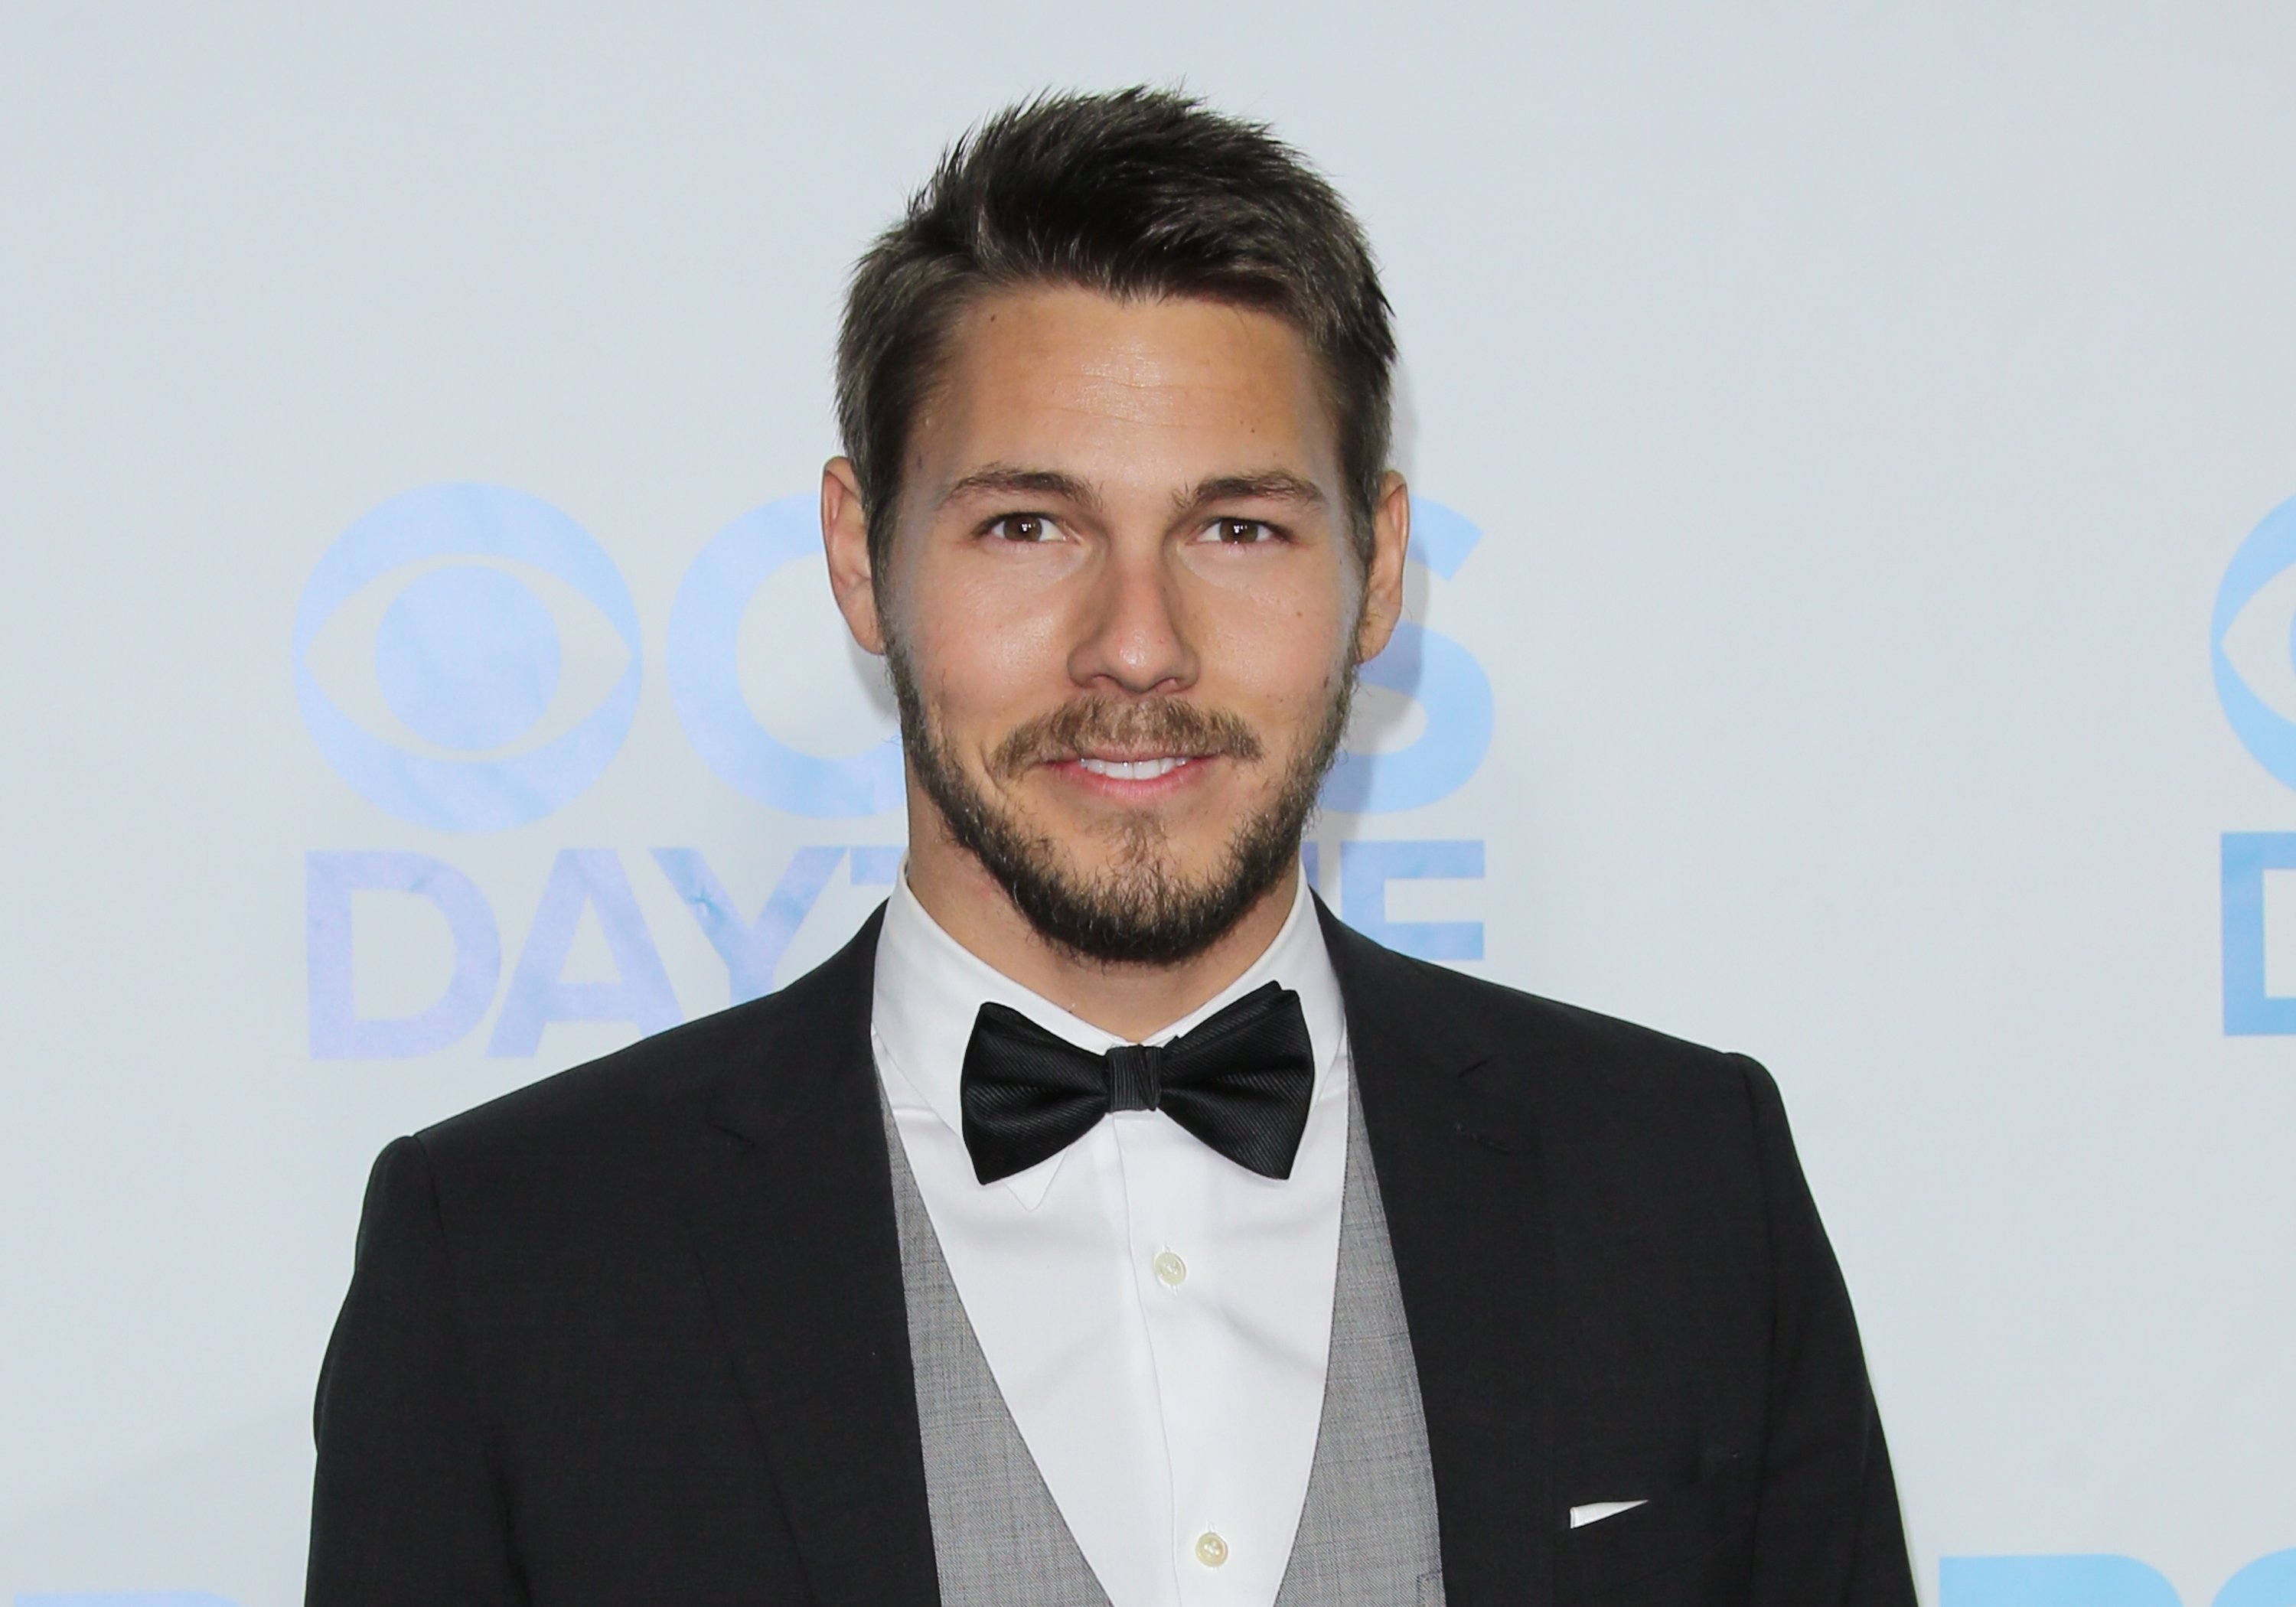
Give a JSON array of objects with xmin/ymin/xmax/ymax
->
[
  {"xmin": 295, "ymin": 484, "xmax": 1497, "ymax": 830},
  {"xmin": 292, "ymin": 484, "xmax": 643, "ymax": 832},
  {"xmin": 666, "ymin": 494, "xmax": 905, "ymax": 817},
  {"xmin": 2213, "ymin": 494, "xmax": 2296, "ymax": 790}
]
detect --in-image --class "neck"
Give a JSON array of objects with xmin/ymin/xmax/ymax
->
[{"xmin": 902, "ymin": 804, "xmax": 1299, "ymax": 1043}]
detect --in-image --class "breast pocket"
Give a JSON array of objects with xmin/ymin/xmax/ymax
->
[{"xmin": 1553, "ymin": 1459, "xmax": 1756, "ymax": 1604}]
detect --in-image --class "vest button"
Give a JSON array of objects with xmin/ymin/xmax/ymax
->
[
  {"xmin": 1153, "ymin": 1250, "xmax": 1188, "ymax": 1288},
  {"xmin": 1194, "ymin": 1530, "xmax": 1229, "ymax": 1568}
]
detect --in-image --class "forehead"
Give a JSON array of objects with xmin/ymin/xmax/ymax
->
[{"xmin": 913, "ymin": 286, "xmax": 1340, "ymax": 498}]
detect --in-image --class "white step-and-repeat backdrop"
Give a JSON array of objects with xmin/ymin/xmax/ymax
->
[{"xmin": 5, "ymin": 4, "xmax": 2293, "ymax": 1603}]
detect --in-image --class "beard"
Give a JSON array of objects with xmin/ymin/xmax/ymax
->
[{"xmin": 886, "ymin": 647, "xmax": 1357, "ymax": 966}]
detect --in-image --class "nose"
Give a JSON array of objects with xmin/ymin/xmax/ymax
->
[{"xmin": 1066, "ymin": 541, "xmax": 1199, "ymax": 696}]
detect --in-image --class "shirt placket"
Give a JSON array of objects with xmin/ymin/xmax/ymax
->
[{"xmin": 1117, "ymin": 1113, "xmax": 1268, "ymax": 1606}]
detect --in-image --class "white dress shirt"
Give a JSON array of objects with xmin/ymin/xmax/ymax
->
[{"xmin": 870, "ymin": 868, "xmax": 1351, "ymax": 1607}]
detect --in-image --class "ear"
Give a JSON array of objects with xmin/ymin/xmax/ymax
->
[
  {"xmin": 1353, "ymin": 471, "xmax": 1411, "ymax": 663},
  {"xmin": 821, "ymin": 457, "xmax": 886, "ymax": 657}
]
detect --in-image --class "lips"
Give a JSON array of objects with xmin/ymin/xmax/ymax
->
[
  {"xmin": 987, "ymin": 697, "xmax": 1264, "ymax": 784},
  {"xmin": 1073, "ymin": 755, "xmax": 1196, "ymax": 781}
]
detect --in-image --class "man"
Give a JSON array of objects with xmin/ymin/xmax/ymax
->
[{"xmin": 306, "ymin": 89, "xmax": 1916, "ymax": 1606}]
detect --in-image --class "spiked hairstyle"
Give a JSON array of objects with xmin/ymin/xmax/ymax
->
[{"xmin": 834, "ymin": 87, "xmax": 1397, "ymax": 575}]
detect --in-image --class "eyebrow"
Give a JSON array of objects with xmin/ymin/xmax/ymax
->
[
  {"xmin": 938, "ymin": 464, "xmax": 1102, "ymax": 512},
  {"xmin": 1177, "ymin": 472, "xmax": 1328, "ymax": 513},
  {"xmin": 935, "ymin": 464, "xmax": 1330, "ymax": 519}
]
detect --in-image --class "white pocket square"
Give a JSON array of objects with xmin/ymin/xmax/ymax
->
[{"xmin": 1568, "ymin": 1499, "xmax": 1649, "ymax": 1529}]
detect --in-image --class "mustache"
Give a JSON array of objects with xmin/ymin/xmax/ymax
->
[{"xmin": 987, "ymin": 697, "xmax": 1266, "ymax": 781}]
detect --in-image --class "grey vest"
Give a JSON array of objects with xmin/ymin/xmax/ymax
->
[{"xmin": 880, "ymin": 1078, "xmax": 1444, "ymax": 1606}]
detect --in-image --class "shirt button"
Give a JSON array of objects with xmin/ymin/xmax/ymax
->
[
  {"xmin": 1153, "ymin": 1250, "xmax": 1188, "ymax": 1288},
  {"xmin": 1194, "ymin": 1530, "xmax": 1229, "ymax": 1568}
]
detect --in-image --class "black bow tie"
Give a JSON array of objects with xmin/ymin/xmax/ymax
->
[{"xmin": 959, "ymin": 982, "xmax": 1316, "ymax": 1185}]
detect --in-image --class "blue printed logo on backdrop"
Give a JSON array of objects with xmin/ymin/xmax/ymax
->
[
  {"xmin": 2211, "ymin": 494, "xmax": 2296, "ymax": 1033},
  {"xmin": 667, "ymin": 495, "xmax": 905, "ymax": 818},
  {"xmin": 293, "ymin": 484, "xmax": 643, "ymax": 831},
  {"xmin": 1942, "ymin": 1549, "xmax": 2296, "ymax": 1607},
  {"xmin": 299, "ymin": 487, "xmax": 1495, "ymax": 1059},
  {"xmin": 1322, "ymin": 497, "xmax": 1494, "ymax": 815}
]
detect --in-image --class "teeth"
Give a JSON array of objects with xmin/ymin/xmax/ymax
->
[{"xmin": 1077, "ymin": 756, "xmax": 1190, "ymax": 781}]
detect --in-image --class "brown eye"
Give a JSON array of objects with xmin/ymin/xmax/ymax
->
[
  {"xmin": 1215, "ymin": 519, "xmax": 1273, "ymax": 544},
  {"xmin": 993, "ymin": 514, "xmax": 1052, "ymax": 543}
]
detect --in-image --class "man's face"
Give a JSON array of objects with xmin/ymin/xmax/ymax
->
[{"xmin": 832, "ymin": 286, "xmax": 1404, "ymax": 964}]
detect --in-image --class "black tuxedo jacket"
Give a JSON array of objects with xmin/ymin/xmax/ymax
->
[{"xmin": 306, "ymin": 901, "xmax": 1916, "ymax": 1606}]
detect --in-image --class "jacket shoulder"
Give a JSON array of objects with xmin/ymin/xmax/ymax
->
[
  {"xmin": 1329, "ymin": 915, "xmax": 1759, "ymax": 1107},
  {"xmin": 413, "ymin": 992, "xmax": 775, "ymax": 1163},
  {"xmin": 412, "ymin": 908, "xmax": 882, "ymax": 1172},
  {"xmin": 1327, "ymin": 923, "xmax": 1778, "ymax": 1221},
  {"xmin": 1469, "ymin": 968, "xmax": 1765, "ymax": 1147}
]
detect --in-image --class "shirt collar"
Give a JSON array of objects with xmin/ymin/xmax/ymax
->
[{"xmin": 869, "ymin": 864, "xmax": 1347, "ymax": 1210}]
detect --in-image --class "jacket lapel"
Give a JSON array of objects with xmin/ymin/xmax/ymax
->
[
  {"xmin": 1320, "ymin": 898, "xmax": 1557, "ymax": 1607},
  {"xmin": 678, "ymin": 907, "xmax": 941, "ymax": 1607}
]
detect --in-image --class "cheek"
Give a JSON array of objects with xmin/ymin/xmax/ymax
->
[
  {"xmin": 1200, "ymin": 579, "xmax": 1355, "ymax": 720},
  {"xmin": 899, "ymin": 573, "xmax": 1073, "ymax": 727}
]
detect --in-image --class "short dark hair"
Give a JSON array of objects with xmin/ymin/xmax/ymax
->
[{"xmin": 835, "ymin": 87, "xmax": 1397, "ymax": 575}]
